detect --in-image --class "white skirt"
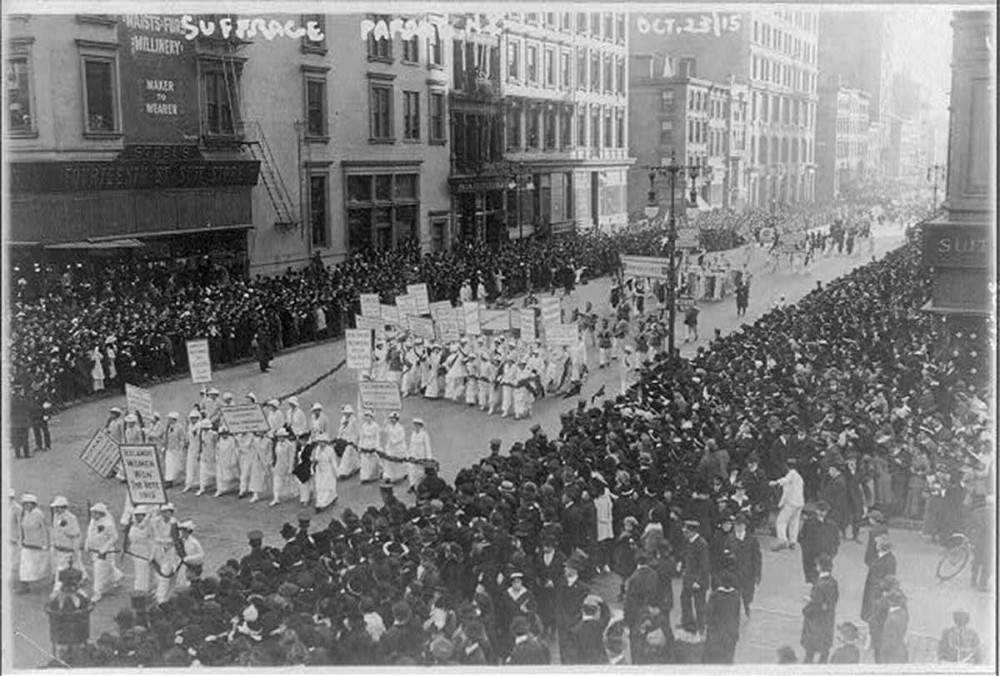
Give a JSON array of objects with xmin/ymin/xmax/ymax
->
[{"xmin": 20, "ymin": 547, "xmax": 50, "ymax": 582}]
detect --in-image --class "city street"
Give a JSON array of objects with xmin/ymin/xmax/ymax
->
[{"xmin": 11, "ymin": 227, "xmax": 990, "ymax": 667}]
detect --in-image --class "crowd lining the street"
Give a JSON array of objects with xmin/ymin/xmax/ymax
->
[{"xmin": 13, "ymin": 193, "xmax": 992, "ymax": 666}]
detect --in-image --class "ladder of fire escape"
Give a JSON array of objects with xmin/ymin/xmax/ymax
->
[{"xmin": 242, "ymin": 120, "xmax": 299, "ymax": 229}]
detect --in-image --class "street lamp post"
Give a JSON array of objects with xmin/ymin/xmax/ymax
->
[
  {"xmin": 645, "ymin": 151, "xmax": 706, "ymax": 356},
  {"xmin": 927, "ymin": 164, "xmax": 946, "ymax": 212}
]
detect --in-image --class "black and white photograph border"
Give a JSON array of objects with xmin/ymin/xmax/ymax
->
[{"xmin": 1, "ymin": 1, "xmax": 996, "ymax": 673}]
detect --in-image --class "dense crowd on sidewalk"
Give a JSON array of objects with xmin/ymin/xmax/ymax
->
[
  {"xmin": 18, "ymin": 216, "xmax": 991, "ymax": 666},
  {"xmin": 9, "ymin": 190, "xmax": 925, "ymax": 414}
]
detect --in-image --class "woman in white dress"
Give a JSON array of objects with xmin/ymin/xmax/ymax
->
[
  {"xmin": 270, "ymin": 428, "xmax": 295, "ymax": 506},
  {"xmin": 381, "ymin": 412, "xmax": 409, "ymax": 483},
  {"xmin": 90, "ymin": 345, "xmax": 105, "ymax": 392},
  {"xmin": 424, "ymin": 346, "xmax": 443, "ymax": 399},
  {"xmin": 214, "ymin": 427, "xmax": 239, "ymax": 497},
  {"xmin": 163, "ymin": 412, "xmax": 186, "ymax": 488},
  {"xmin": 247, "ymin": 431, "xmax": 271, "ymax": 503},
  {"xmin": 335, "ymin": 405, "xmax": 361, "ymax": 479},
  {"xmin": 311, "ymin": 434, "xmax": 338, "ymax": 512},
  {"xmin": 236, "ymin": 431, "xmax": 255, "ymax": 497},
  {"xmin": 145, "ymin": 412, "xmax": 166, "ymax": 467},
  {"xmin": 183, "ymin": 410, "xmax": 202, "ymax": 492},
  {"xmin": 196, "ymin": 420, "xmax": 217, "ymax": 496},
  {"xmin": 358, "ymin": 409, "xmax": 383, "ymax": 483},
  {"xmin": 407, "ymin": 418, "xmax": 433, "ymax": 490}
]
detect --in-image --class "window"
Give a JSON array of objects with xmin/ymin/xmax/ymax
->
[
  {"xmin": 527, "ymin": 107, "xmax": 539, "ymax": 148},
  {"xmin": 507, "ymin": 40, "xmax": 520, "ymax": 79},
  {"xmin": 544, "ymin": 49, "xmax": 555, "ymax": 87},
  {"xmin": 615, "ymin": 57, "xmax": 624, "ymax": 95},
  {"xmin": 545, "ymin": 109, "xmax": 556, "ymax": 149},
  {"xmin": 561, "ymin": 108, "xmax": 572, "ymax": 147},
  {"xmin": 546, "ymin": 13, "xmax": 556, "ymax": 27},
  {"xmin": 604, "ymin": 112, "xmax": 612, "ymax": 148},
  {"xmin": 576, "ymin": 13, "xmax": 587, "ymax": 35},
  {"xmin": 403, "ymin": 91, "xmax": 420, "ymax": 140},
  {"xmin": 83, "ymin": 56, "xmax": 119, "ymax": 133},
  {"xmin": 660, "ymin": 119, "xmax": 673, "ymax": 145},
  {"xmin": 678, "ymin": 58, "xmax": 694, "ymax": 78},
  {"xmin": 604, "ymin": 13, "xmax": 614, "ymax": 41},
  {"xmin": 616, "ymin": 110, "xmax": 625, "ymax": 148},
  {"xmin": 347, "ymin": 173, "xmax": 420, "ymax": 252},
  {"xmin": 576, "ymin": 48, "xmax": 587, "ymax": 90},
  {"xmin": 429, "ymin": 91, "xmax": 445, "ymax": 142},
  {"xmin": 616, "ymin": 14, "xmax": 625, "ymax": 43},
  {"xmin": 661, "ymin": 89, "xmax": 674, "ymax": 110},
  {"xmin": 560, "ymin": 52, "xmax": 571, "ymax": 89},
  {"xmin": 526, "ymin": 45, "xmax": 538, "ymax": 83},
  {"xmin": 301, "ymin": 14, "xmax": 326, "ymax": 53},
  {"xmin": 507, "ymin": 105, "xmax": 521, "ymax": 150},
  {"xmin": 590, "ymin": 52, "xmax": 599, "ymax": 90},
  {"xmin": 526, "ymin": 13, "xmax": 539, "ymax": 24},
  {"xmin": 305, "ymin": 76, "xmax": 327, "ymax": 137},
  {"xmin": 367, "ymin": 15, "xmax": 392, "ymax": 60},
  {"xmin": 200, "ymin": 63, "xmax": 241, "ymax": 137},
  {"xmin": 590, "ymin": 13, "xmax": 601, "ymax": 37},
  {"xmin": 560, "ymin": 13, "xmax": 571, "ymax": 31},
  {"xmin": 402, "ymin": 32, "xmax": 419, "ymax": 63},
  {"xmin": 370, "ymin": 83, "xmax": 393, "ymax": 141},
  {"xmin": 591, "ymin": 108, "xmax": 600, "ymax": 148},
  {"xmin": 310, "ymin": 174, "xmax": 328, "ymax": 247},
  {"xmin": 5, "ymin": 47, "xmax": 34, "ymax": 134},
  {"xmin": 427, "ymin": 25, "xmax": 443, "ymax": 67},
  {"xmin": 431, "ymin": 218, "xmax": 447, "ymax": 252},
  {"xmin": 603, "ymin": 55, "xmax": 612, "ymax": 93}
]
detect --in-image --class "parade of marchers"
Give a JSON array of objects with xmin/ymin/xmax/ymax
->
[{"xmin": 10, "ymin": 187, "xmax": 993, "ymax": 668}]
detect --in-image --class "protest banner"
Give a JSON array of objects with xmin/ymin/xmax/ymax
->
[
  {"xmin": 407, "ymin": 283, "xmax": 431, "ymax": 315},
  {"xmin": 429, "ymin": 300, "xmax": 452, "ymax": 320},
  {"xmin": 355, "ymin": 314, "xmax": 386, "ymax": 339},
  {"xmin": 220, "ymin": 404, "xmax": 271, "ymax": 434},
  {"xmin": 436, "ymin": 309, "xmax": 461, "ymax": 342},
  {"xmin": 125, "ymin": 383, "xmax": 153, "ymax": 418},
  {"xmin": 360, "ymin": 293, "xmax": 381, "ymax": 318},
  {"xmin": 381, "ymin": 304, "xmax": 400, "ymax": 326},
  {"xmin": 456, "ymin": 305, "xmax": 466, "ymax": 335},
  {"xmin": 520, "ymin": 309, "xmax": 537, "ymax": 342},
  {"xmin": 540, "ymin": 297, "xmax": 561, "ymax": 326},
  {"xmin": 345, "ymin": 328, "xmax": 374, "ymax": 369},
  {"xmin": 396, "ymin": 294, "xmax": 419, "ymax": 320},
  {"xmin": 677, "ymin": 228, "xmax": 700, "ymax": 249},
  {"xmin": 359, "ymin": 380, "xmax": 402, "ymax": 410},
  {"xmin": 119, "ymin": 444, "xmax": 166, "ymax": 505},
  {"xmin": 620, "ymin": 255, "xmax": 673, "ymax": 280},
  {"xmin": 545, "ymin": 323, "xmax": 578, "ymax": 347},
  {"xmin": 407, "ymin": 315, "xmax": 436, "ymax": 341},
  {"xmin": 462, "ymin": 301, "xmax": 481, "ymax": 336},
  {"xmin": 480, "ymin": 309, "xmax": 511, "ymax": 332},
  {"xmin": 80, "ymin": 429, "xmax": 120, "ymax": 478},
  {"xmin": 186, "ymin": 338, "xmax": 212, "ymax": 384}
]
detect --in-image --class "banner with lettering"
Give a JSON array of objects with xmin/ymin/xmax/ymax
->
[
  {"xmin": 396, "ymin": 294, "xmax": 419, "ymax": 320},
  {"xmin": 462, "ymin": 301, "xmax": 481, "ymax": 336},
  {"xmin": 381, "ymin": 304, "xmax": 400, "ymax": 326},
  {"xmin": 219, "ymin": 404, "xmax": 270, "ymax": 434},
  {"xmin": 186, "ymin": 338, "xmax": 212, "ymax": 384},
  {"xmin": 520, "ymin": 309, "xmax": 537, "ymax": 342},
  {"xmin": 407, "ymin": 316, "xmax": 436, "ymax": 341},
  {"xmin": 546, "ymin": 324, "xmax": 579, "ymax": 347},
  {"xmin": 119, "ymin": 444, "xmax": 167, "ymax": 504},
  {"xmin": 429, "ymin": 300, "xmax": 453, "ymax": 320},
  {"xmin": 355, "ymin": 315, "xmax": 385, "ymax": 340},
  {"xmin": 406, "ymin": 283, "xmax": 431, "ymax": 315},
  {"xmin": 80, "ymin": 429, "xmax": 121, "ymax": 478},
  {"xmin": 117, "ymin": 15, "xmax": 200, "ymax": 144},
  {"xmin": 125, "ymin": 383, "xmax": 153, "ymax": 418},
  {"xmin": 436, "ymin": 309, "xmax": 461, "ymax": 343},
  {"xmin": 480, "ymin": 309, "xmax": 511, "ymax": 332},
  {"xmin": 540, "ymin": 297, "xmax": 561, "ymax": 326},
  {"xmin": 360, "ymin": 293, "xmax": 381, "ymax": 318},
  {"xmin": 359, "ymin": 381, "xmax": 402, "ymax": 410},
  {"xmin": 345, "ymin": 328, "xmax": 374, "ymax": 369}
]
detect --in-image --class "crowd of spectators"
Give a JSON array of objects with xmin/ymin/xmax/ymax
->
[{"xmin": 43, "ymin": 217, "xmax": 992, "ymax": 666}]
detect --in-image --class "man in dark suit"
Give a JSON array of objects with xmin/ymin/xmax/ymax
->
[
  {"xmin": 560, "ymin": 486, "xmax": 590, "ymax": 556},
  {"xmin": 679, "ymin": 519, "xmax": 711, "ymax": 634},
  {"xmin": 533, "ymin": 534, "xmax": 565, "ymax": 637},
  {"xmin": 821, "ymin": 465, "xmax": 851, "ymax": 537},
  {"xmin": 566, "ymin": 595, "xmax": 608, "ymax": 664},
  {"xmin": 381, "ymin": 601, "xmax": 426, "ymax": 663},
  {"xmin": 801, "ymin": 555, "xmax": 839, "ymax": 663},
  {"xmin": 861, "ymin": 539, "xmax": 897, "ymax": 626},
  {"xmin": 798, "ymin": 502, "xmax": 840, "ymax": 584},
  {"xmin": 555, "ymin": 553, "xmax": 588, "ymax": 659},
  {"xmin": 843, "ymin": 455, "xmax": 865, "ymax": 541},
  {"xmin": 726, "ymin": 514, "xmax": 762, "ymax": 617},
  {"xmin": 766, "ymin": 426, "xmax": 794, "ymax": 480},
  {"xmin": 506, "ymin": 616, "xmax": 550, "ymax": 664},
  {"xmin": 624, "ymin": 550, "xmax": 661, "ymax": 662},
  {"xmin": 702, "ymin": 571, "xmax": 742, "ymax": 664}
]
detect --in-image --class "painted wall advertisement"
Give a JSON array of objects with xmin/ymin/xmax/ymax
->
[{"xmin": 118, "ymin": 15, "xmax": 201, "ymax": 143}]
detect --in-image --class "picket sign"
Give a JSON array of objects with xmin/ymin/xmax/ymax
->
[
  {"xmin": 186, "ymin": 339, "xmax": 212, "ymax": 384},
  {"xmin": 345, "ymin": 328, "xmax": 374, "ymax": 369},
  {"xmin": 360, "ymin": 293, "xmax": 381, "ymax": 318},
  {"xmin": 462, "ymin": 301, "xmax": 481, "ymax": 336},
  {"xmin": 407, "ymin": 284, "xmax": 431, "ymax": 316}
]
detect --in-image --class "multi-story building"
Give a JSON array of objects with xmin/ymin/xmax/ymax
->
[
  {"xmin": 627, "ymin": 66, "xmax": 749, "ymax": 213},
  {"xmin": 499, "ymin": 10, "xmax": 632, "ymax": 235},
  {"xmin": 818, "ymin": 10, "xmax": 893, "ymax": 177},
  {"xmin": 816, "ymin": 74, "xmax": 870, "ymax": 200},
  {"xmin": 4, "ymin": 12, "xmax": 457, "ymax": 274},
  {"xmin": 629, "ymin": 7, "xmax": 819, "ymax": 214}
]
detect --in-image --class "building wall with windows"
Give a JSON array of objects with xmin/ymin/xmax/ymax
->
[
  {"xmin": 816, "ymin": 74, "xmax": 870, "ymax": 200},
  {"xmin": 630, "ymin": 8, "xmax": 819, "ymax": 210},
  {"xmin": 500, "ymin": 11, "xmax": 633, "ymax": 234}
]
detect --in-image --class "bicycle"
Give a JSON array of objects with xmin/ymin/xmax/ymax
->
[{"xmin": 936, "ymin": 532, "xmax": 974, "ymax": 581}]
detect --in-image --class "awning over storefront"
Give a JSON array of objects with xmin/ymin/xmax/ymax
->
[{"xmin": 46, "ymin": 238, "xmax": 145, "ymax": 250}]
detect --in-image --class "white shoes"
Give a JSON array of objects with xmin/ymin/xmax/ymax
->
[{"xmin": 269, "ymin": 500, "xmax": 279, "ymax": 507}]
